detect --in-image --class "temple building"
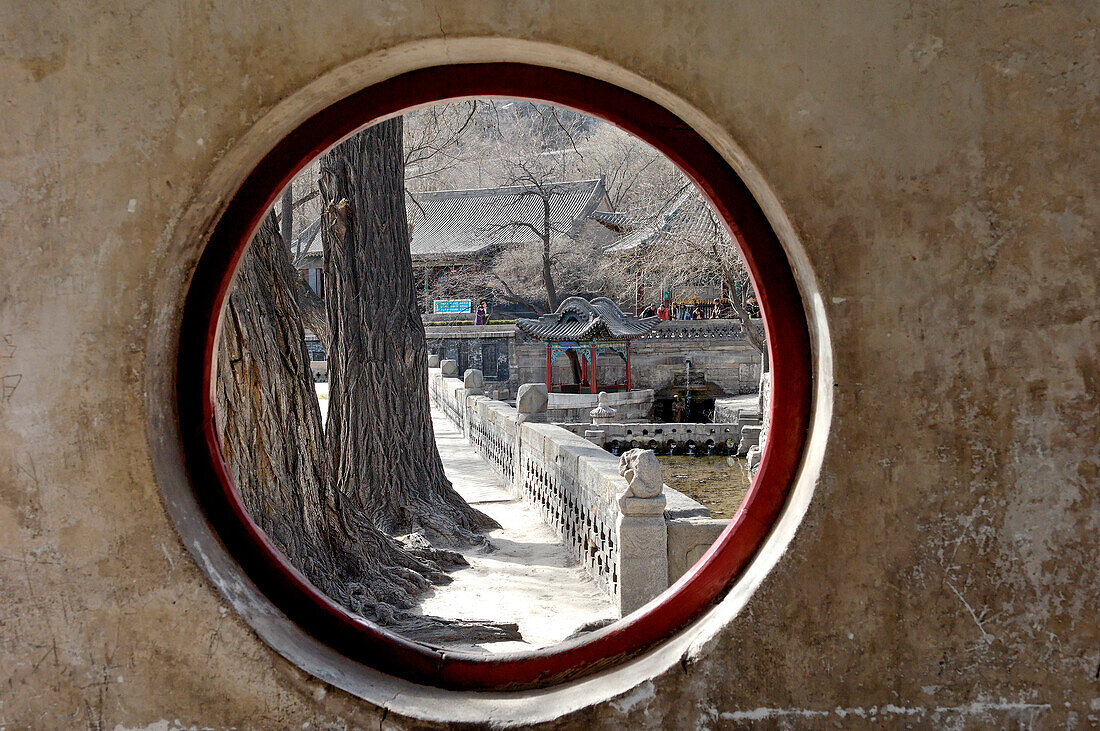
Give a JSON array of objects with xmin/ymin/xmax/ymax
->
[
  {"xmin": 289, "ymin": 178, "xmax": 627, "ymax": 314},
  {"xmin": 515, "ymin": 297, "xmax": 660, "ymax": 393}
]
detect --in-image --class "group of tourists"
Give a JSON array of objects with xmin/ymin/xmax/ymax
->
[
  {"xmin": 467, "ymin": 294, "xmax": 757, "ymax": 326},
  {"xmin": 644, "ymin": 298, "xmax": 745, "ymax": 321}
]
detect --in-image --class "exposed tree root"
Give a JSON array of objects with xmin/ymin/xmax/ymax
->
[
  {"xmin": 398, "ymin": 616, "xmax": 522, "ymax": 645},
  {"xmin": 385, "ymin": 496, "xmax": 500, "ymax": 551},
  {"xmin": 396, "ymin": 531, "xmax": 470, "ymax": 567},
  {"xmin": 564, "ymin": 616, "xmax": 618, "ymax": 641},
  {"xmin": 215, "ymin": 212, "xmax": 519, "ymax": 647}
]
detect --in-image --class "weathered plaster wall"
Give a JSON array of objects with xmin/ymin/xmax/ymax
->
[{"xmin": 0, "ymin": 1, "xmax": 1096, "ymax": 728}]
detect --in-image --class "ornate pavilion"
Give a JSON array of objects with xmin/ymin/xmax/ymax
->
[{"xmin": 516, "ymin": 297, "xmax": 660, "ymax": 394}]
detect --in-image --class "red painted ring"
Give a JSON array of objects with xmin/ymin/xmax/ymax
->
[{"xmin": 177, "ymin": 63, "xmax": 812, "ymax": 690}]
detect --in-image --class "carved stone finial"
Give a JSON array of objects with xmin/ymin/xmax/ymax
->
[
  {"xmin": 440, "ymin": 359, "xmax": 458, "ymax": 377},
  {"xmin": 590, "ymin": 391, "xmax": 618, "ymax": 425},
  {"xmin": 618, "ymin": 448, "xmax": 664, "ymax": 499},
  {"xmin": 427, "ymin": 353, "xmax": 440, "ymax": 368}
]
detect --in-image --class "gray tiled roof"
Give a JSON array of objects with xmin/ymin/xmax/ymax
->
[
  {"xmin": 589, "ymin": 210, "xmax": 628, "ymax": 228},
  {"xmin": 604, "ymin": 184, "xmax": 721, "ymax": 253},
  {"xmin": 409, "ymin": 178, "xmax": 610, "ymax": 260},
  {"xmin": 290, "ymin": 178, "xmax": 616, "ymax": 263},
  {"xmin": 290, "ymin": 216, "xmax": 324, "ymax": 259},
  {"xmin": 515, "ymin": 296, "xmax": 661, "ymax": 341}
]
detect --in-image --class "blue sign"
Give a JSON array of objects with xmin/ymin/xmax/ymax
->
[{"xmin": 433, "ymin": 299, "xmax": 472, "ymax": 314}]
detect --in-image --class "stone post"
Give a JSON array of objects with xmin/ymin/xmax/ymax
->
[
  {"xmin": 461, "ymin": 369, "xmax": 485, "ymax": 438},
  {"xmin": 746, "ymin": 371, "xmax": 772, "ymax": 472},
  {"xmin": 440, "ymin": 359, "xmax": 458, "ymax": 377},
  {"xmin": 583, "ymin": 428, "xmax": 606, "ymax": 447},
  {"xmin": 516, "ymin": 383, "xmax": 548, "ymax": 423},
  {"xmin": 615, "ymin": 448, "xmax": 669, "ymax": 615},
  {"xmin": 427, "ymin": 353, "xmax": 440, "ymax": 368},
  {"xmin": 463, "ymin": 368, "xmax": 484, "ymax": 395}
]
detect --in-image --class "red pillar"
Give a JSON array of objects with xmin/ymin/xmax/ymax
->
[
  {"xmin": 590, "ymin": 345, "xmax": 598, "ymax": 394},
  {"xmin": 626, "ymin": 344, "xmax": 632, "ymax": 392},
  {"xmin": 545, "ymin": 342, "xmax": 552, "ymax": 392}
]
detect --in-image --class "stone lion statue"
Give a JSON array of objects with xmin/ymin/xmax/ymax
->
[{"xmin": 618, "ymin": 448, "xmax": 664, "ymax": 499}]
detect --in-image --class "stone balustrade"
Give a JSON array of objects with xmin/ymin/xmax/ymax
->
[
  {"xmin": 632, "ymin": 318, "xmax": 762, "ymax": 342},
  {"xmin": 429, "ymin": 366, "xmax": 707, "ymax": 615},
  {"xmin": 557, "ymin": 420, "xmax": 749, "ymax": 456}
]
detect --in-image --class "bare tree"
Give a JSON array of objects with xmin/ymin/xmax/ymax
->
[
  {"xmin": 489, "ymin": 170, "xmax": 575, "ymax": 313},
  {"xmin": 279, "ymin": 186, "xmax": 294, "ymax": 248},
  {"xmin": 403, "ymin": 101, "xmax": 480, "ymax": 184},
  {"xmin": 462, "ymin": 104, "xmax": 613, "ymax": 313},
  {"xmin": 601, "ymin": 182, "xmax": 766, "ymax": 354},
  {"xmin": 581, "ymin": 121, "xmax": 682, "ymax": 212}
]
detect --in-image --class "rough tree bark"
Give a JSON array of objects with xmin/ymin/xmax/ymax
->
[
  {"xmin": 319, "ymin": 118, "xmax": 498, "ymax": 545},
  {"xmin": 215, "ymin": 212, "xmax": 517, "ymax": 642}
]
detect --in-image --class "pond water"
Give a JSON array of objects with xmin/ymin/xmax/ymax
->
[{"xmin": 656, "ymin": 455, "xmax": 753, "ymax": 520}]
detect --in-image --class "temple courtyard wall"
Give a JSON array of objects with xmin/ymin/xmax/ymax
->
[
  {"xmin": 1, "ymin": 1, "xmax": 1097, "ymax": 728},
  {"xmin": 427, "ymin": 322, "xmax": 763, "ymax": 400}
]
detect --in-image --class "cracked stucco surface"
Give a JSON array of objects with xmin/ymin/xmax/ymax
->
[{"xmin": 1, "ymin": 1, "xmax": 1097, "ymax": 728}]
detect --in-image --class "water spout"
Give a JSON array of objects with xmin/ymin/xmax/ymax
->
[{"xmin": 684, "ymin": 356, "xmax": 694, "ymax": 420}]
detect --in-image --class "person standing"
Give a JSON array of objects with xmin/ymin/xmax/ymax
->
[{"xmin": 672, "ymin": 394, "xmax": 686, "ymax": 422}]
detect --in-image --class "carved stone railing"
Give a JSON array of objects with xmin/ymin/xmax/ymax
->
[
  {"xmin": 517, "ymin": 420, "xmax": 623, "ymax": 601},
  {"xmin": 632, "ymin": 318, "xmax": 764, "ymax": 342},
  {"xmin": 556, "ymin": 421, "xmax": 747, "ymax": 455},
  {"xmin": 428, "ymin": 367, "xmax": 675, "ymax": 615}
]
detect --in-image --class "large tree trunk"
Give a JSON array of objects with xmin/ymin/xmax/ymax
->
[
  {"xmin": 215, "ymin": 214, "xmax": 331, "ymax": 573},
  {"xmin": 215, "ymin": 212, "xmax": 517, "ymax": 642},
  {"xmin": 319, "ymin": 119, "xmax": 498, "ymax": 545}
]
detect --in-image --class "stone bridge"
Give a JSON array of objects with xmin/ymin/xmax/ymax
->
[{"xmin": 428, "ymin": 360, "xmax": 730, "ymax": 616}]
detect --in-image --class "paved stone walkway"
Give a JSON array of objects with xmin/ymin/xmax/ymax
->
[{"xmin": 412, "ymin": 407, "xmax": 616, "ymax": 653}]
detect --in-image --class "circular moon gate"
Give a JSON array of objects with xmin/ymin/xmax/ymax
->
[{"xmin": 176, "ymin": 63, "xmax": 812, "ymax": 690}]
